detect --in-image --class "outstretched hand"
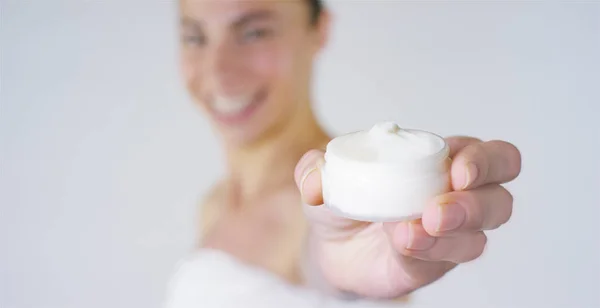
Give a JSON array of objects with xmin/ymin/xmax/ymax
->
[{"xmin": 294, "ymin": 136, "xmax": 521, "ymax": 298}]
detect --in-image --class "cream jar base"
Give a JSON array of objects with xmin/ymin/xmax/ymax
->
[{"xmin": 324, "ymin": 203, "xmax": 423, "ymax": 223}]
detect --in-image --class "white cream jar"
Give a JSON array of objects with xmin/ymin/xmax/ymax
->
[{"xmin": 321, "ymin": 122, "xmax": 451, "ymax": 222}]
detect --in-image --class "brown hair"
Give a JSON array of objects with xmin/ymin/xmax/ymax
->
[{"xmin": 307, "ymin": 0, "xmax": 323, "ymax": 25}]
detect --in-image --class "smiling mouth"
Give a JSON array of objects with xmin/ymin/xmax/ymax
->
[{"xmin": 207, "ymin": 88, "xmax": 267, "ymax": 125}]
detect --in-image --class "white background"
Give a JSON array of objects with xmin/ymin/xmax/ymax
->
[{"xmin": 2, "ymin": 1, "xmax": 599, "ymax": 307}]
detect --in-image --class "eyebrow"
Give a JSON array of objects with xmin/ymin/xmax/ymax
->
[
  {"xmin": 232, "ymin": 10, "xmax": 276, "ymax": 29},
  {"xmin": 179, "ymin": 9, "xmax": 275, "ymax": 32},
  {"xmin": 180, "ymin": 16, "xmax": 202, "ymax": 29}
]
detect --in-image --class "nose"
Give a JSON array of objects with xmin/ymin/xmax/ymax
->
[{"xmin": 206, "ymin": 41, "xmax": 247, "ymax": 94}]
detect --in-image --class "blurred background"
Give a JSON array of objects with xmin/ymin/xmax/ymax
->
[{"xmin": 1, "ymin": 1, "xmax": 598, "ymax": 308}]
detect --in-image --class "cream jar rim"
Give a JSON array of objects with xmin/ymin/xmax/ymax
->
[{"xmin": 324, "ymin": 128, "xmax": 450, "ymax": 168}]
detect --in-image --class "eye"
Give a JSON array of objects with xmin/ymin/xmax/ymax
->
[
  {"xmin": 241, "ymin": 27, "xmax": 272, "ymax": 43},
  {"xmin": 182, "ymin": 33, "xmax": 207, "ymax": 47}
]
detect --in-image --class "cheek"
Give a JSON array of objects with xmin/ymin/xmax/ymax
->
[
  {"xmin": 180, "ymin": 51, "xmax": 203, "ymax": 97},
  {"xmin": 251, "ymin": 50, "xmax": 284, "ymax": 82},
  {"xmin": 250, "ymin": 44, "xmax": 298, "ymax": 101},
  {"xmin": 249, "ymin": 37, "xmax": 297, "ymax": 80}
]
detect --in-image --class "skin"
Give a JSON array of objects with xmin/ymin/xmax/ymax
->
[
  {"xmin": 296, "ymin": 138, "xmax": 521, "ymax": 297},
  {"xmin": 179, "ymin": 0, "xmax": 522, "ymax": 300},
  {"xmin": 180, "ymin": 0, "xmax": 330, "ymax": 285}
]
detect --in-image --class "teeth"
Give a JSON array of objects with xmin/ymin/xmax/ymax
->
[{"xmin": 212, "ymin": 94, "xmax": 253, "ymax": 115}]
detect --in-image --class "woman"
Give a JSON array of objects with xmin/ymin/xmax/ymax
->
[{"xmin": 168, "ymin": 0, "xmax": 522, "ymax": 305}]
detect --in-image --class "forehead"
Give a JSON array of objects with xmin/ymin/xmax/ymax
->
[{"xmin": 180, "ymin": 0, "xmax": 307, "ymax": 26}]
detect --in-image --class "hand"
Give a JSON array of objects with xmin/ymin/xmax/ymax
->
[{"xmin": 294, "ymin": 137, "xmax": 522, "ymax": 298}]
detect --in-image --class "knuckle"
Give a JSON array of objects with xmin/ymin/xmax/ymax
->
[
  {"xmin": 502, "ymin": 186, "xmax": 514, "ymax": 204},
  {"xmin": 491, "ymin": 140, "xmax": 522, "ymax": 180},
  {"xmin": 504, "ymin": 142, "xmax": 522, "ymax": 179},
  {"xmin": 466, "ymin": 143, "xmax": 490, "ymax": 178},
  {"xmin": 480, "ymin": 232, "xmax": 488, "ymax": 247},
  {"xmin": 492, "ymin": 185, "xmax": 514, "ymax": 228},
  {"xmin": 501, "ymin": 187, "xmax": 514, "ymax": 219},
  {"xmin": 461, "ymin": 192, "xmax": 485, "ymax": 230},
  {"xmin": 465, "ymin": 142, "xmax": 486, "ymax": 160},
  {"xmin": 475, "ymin": 233, "xmax": 488, "ymax": 257},
  {"xmin": 474, "ymin": 185, "xmax": 514, "ymax": 230},
  {"xmin": 509, "ymin": 146, "xmax": 522, "ymax": 179},
  {"xmin": 465, "ymin": 233, "xmax": 487, "ymax": 262}
]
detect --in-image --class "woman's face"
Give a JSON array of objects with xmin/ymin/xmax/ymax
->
[{"xmin": 179, "ymin": 0, "xmax": 328, "ymax": 146}]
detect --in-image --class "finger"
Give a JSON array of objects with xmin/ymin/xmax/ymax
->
[
  {"xmin": 387, "ymin": 221, "xmax": 488, "ymax": 263},
  {"xmin": 294, "ymin": 149, "xmax": 325, "ymax": 205},
  {"xmin": 383, "ymin": 220, "xmax": 436, "ymax": 251},
  {"xmin": 382, "ymin": 221, "xmax": 457, "ymax": 291},
  {"xmin": 421, "ymin": 184, "xmax": 514, "ymax": 235},
  {"xmin": 450, "ymin": 140, "xmax": 522, "ymax": 190},
  {"xmin": 445, "ymin": 136, "xmax": 483, "ymax": 158}
]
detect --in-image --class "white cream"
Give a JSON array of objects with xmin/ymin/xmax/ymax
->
[{"xmin": 321, "ymin": 122, "xmax": 451, "ymax": 222}]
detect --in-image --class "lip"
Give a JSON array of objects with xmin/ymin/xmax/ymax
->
[{"xmin": 208, "ymin": 88, "xmax": 267, "ymax": 126}]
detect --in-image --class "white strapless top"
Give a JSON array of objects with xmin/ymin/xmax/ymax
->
[{"xmin": 164, "ymin": 249, "xmax": 404, "ymax": 308}]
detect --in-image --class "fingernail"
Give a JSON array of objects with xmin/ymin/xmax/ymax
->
[
  {"xmin": 295, "ymin": 152, "xmax": 314, "ymax": 178},
  {"xmin": 299, "ymin": 158, "xmax": 324, "ymax": 198},
  {"xmin": 437, "ymin": 203, "xmax": 466, "ymax": 232},
  {"xmin": 462, "ymin": 163, "xmax": 478, "ymax": 190}
]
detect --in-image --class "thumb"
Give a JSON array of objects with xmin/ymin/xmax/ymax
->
[
  {"xmin": 295, "ymin": 149, "xmax": 370, "ymax": 239},
  {"xmin": 294, "ymin": 149, "xmax": 325, "ymax": 206}
]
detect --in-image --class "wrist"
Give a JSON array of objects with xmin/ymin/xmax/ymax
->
[
  {"xmin": 300, "ymin": 231, "xmax": 341, "ymax": 296},
  {"xmin": 302, "ymin": 232, "xmax": 417, "ymax": 301}
]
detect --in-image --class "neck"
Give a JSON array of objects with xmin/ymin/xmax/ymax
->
[{"xmin": 224, "ymin": 103, "xmax": 329, "ymax": 204}]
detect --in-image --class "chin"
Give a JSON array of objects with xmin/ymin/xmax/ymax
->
[
  {"xmin": 212, "ymin": 112, "xmax": 274, "ymax": 147},
  {"xmin": 217, "ymin": 123, "xmax": 269, "ymax": 147}
]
